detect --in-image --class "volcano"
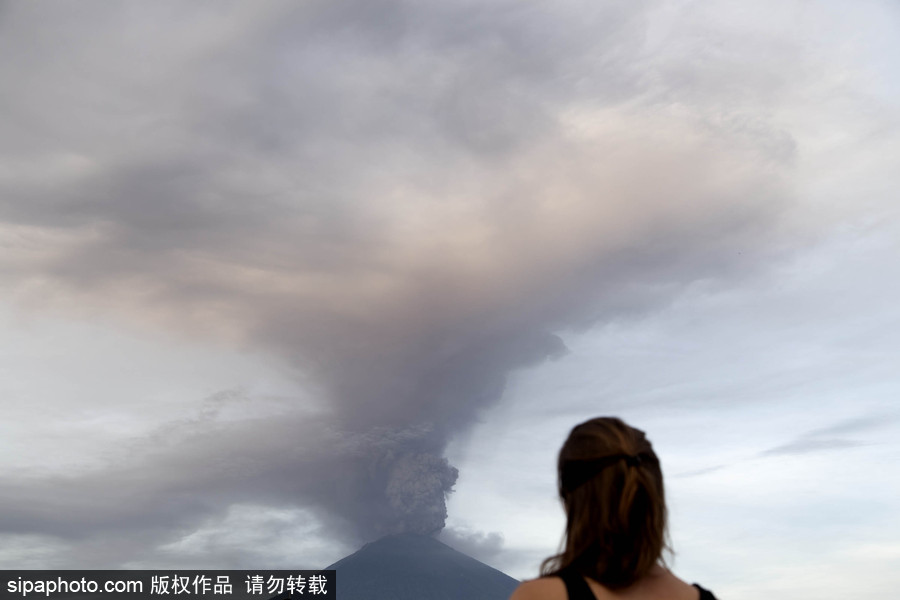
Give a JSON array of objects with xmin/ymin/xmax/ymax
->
[{"xmin": 327, "ymin": 533, "xmax": 519, "ymax": 600}]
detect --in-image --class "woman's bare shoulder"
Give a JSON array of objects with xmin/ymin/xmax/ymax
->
[
  {"xmin": 508, "ymin": 576, "xmax": 567, "ymax": 600},
  {"xmin": 646, "ymin": 568, "xmax": 703, "ymax": 600}
]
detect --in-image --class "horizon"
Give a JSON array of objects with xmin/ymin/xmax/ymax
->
[{"xmin": 2, "ymin": 2, "xmax": 899, "ymax": 599}]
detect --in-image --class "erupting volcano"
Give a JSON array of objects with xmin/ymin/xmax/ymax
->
[{"xmin": 328, "ymin": 533, "xmax": 519, "ymax": 600}]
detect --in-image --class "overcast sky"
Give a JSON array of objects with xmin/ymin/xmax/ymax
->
[{"xmin": 1, "ymin": 1, "xmax": 899, "ymax": 599}]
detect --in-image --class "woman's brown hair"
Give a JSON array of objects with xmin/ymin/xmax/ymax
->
[{"xmin": 540, "ymin": 417, "xmax": 671, "ymax": 590}]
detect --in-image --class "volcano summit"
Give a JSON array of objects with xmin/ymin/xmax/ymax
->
[{"xmin": 327, "ymin": 533, "xmax": 519, "ymax": 600}]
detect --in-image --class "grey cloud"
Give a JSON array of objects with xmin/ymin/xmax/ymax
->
[
  {"xmin": 671, "ymin": 464, "xmax": 727, "ymax": 479},
  {"xmin": 438, "ymin": 527, "xmax": 505, "ymax": 563},
  {"xmin": 805, "ymin": 414, "xmax": 896, "ymax": 438},
  {"xmin": 761, "ymin": 438, "xmax": 866, "ymax": 457},
  {"xmin": 0, "ymin": 409, "xmax": 449, "ymax": 565},
  {"xmin": 761, "ymin": 414, "xmax": 894, "ymax": 457},
  {"xmin": 0, "ymin": 0, "xmax": 816, "ymax": 567}
]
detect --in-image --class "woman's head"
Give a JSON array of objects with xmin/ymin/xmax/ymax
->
[{"xmin": 540, "ymin": 417, "xmax": 670, "ymax": 589}]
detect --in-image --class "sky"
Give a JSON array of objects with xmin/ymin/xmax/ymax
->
[{"xmin": 1, "ymin": 1, "xmax": 898, "ymax": 599}]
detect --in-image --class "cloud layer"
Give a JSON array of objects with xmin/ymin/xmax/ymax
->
[{"xmin": 0, "ymin": 0, "xmax": 856, "ymax": 567}]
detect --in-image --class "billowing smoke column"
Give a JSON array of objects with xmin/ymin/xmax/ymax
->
[
  {"xmin": 322, "ymin": 425, "xmax": 464, "ymax": 537},
  {"xmin": 0, "ymin": 0, "xmax": 802, "ymax": 563},
  {"xmin": 383, "ymin": 453, "xmax": 459, "ymax": 535},
  {"xmin": 275, "ymin": 324, "xmax": 572, "ymax": 539}
]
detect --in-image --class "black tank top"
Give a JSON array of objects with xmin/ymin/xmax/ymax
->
[{"xmin": 557, "ymin": 568, "xmax": 718, "ymax": 600}]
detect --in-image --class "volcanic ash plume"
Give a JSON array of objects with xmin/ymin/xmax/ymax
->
[
  {"xmin": 0, "ymin": 0, "xmax": 808, "ymax": 565},
  {"xmin": 383, "ymin": 453, "xmax": 459, "ymax": 535},
  {"xmin": 314, "ymin": 426, "xmax": 462, "ymax": 538}
]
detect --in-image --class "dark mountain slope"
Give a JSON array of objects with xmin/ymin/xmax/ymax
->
[{"xmin": 327, "ymin": 533, "xmax": 519, "ymax": 600}]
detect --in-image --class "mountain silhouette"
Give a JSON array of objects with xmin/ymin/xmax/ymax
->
[{"xmin": 327, "ymin": 533, "xmax": 519, "ymax": 600}]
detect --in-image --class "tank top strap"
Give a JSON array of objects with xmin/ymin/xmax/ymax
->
[
  {"xmin": 692, "ymin": 583, "xmax": 718, "ymax": 600},
  {"xmin": 557, "ymin": 567, "xmax": 597, "ymax": 600}
]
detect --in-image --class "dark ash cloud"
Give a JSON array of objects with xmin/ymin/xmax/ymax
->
[{"xmin": 0, "ymin": 0, "xmax": 809, "ymax": 567}]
